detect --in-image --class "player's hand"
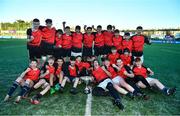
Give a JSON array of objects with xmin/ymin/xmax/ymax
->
[
  {"xmin": 62, "ymin": 21, "xmax": 66, "ymax": 25},
  {"xmin": 84, "ymin": 25, "xmax": 87, "ymax": 29},
  {"xmin": 149, "ymin": 39, "xmax": 152, "ymax": 44},
  {"xmin": 112, "ymin": 64, "xmax": 116, "ymax": 68},
  {"xmin": 30, "ymin": 36, "xmax": 34, "ymax": 40},
  {"xmin": 25, "ymin": 68, "xmax": 31, "ymax": 73},
  {"xmin": 92, "ymin": 25, "xmax": 94, "ymax": 29},
  {"xmin": 130, "ymin": 52, "xmax": 132, "ymax": 56},
  {"xmin": 59, "ymin": 45, "xmax": 62, "ymax": 48},
  {"xmin": 39, "ymin": 75, "xmax": 43, "ymax": 78},
  {"xmin": 112, "ymin": 25, "xmax": 115, "ymax": 29},
  {"xmin": 150, "ymin": 71, "xmax": 154, "ymax": 76},
  {"xmin": 101, "ymin": 66, "xmax": 106, "ymax": 71}
]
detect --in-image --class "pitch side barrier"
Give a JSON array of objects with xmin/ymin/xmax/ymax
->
[{"xmin": 151, "ymin": 40, "xmax": 180, "ymax": 44}]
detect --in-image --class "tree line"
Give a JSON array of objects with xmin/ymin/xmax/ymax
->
[{"xmin": 0, "ymin": 20, "xmax": 31, "ymax": 31}]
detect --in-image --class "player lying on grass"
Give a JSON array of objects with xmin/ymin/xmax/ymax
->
[
  {"xmin": 4, "ymin": 59, "xmax": 40, "ymax": 103},
  {"xmin": 133, "ymin": 57, "xmax": 176, "ymax": 96},
  {"xmin": 91, "ymin": 59, "xmax": 124, "ymax": 110},
  {"xmin": 60, "ymin": 56, "xmax": 80, "ymax": 94},
  {"xmin": 75, "ymin": 56, "xmax": 93, "ymax": 94},
  {"xmin": 112, "ymin": 58, "xmax": 150, "ymax": 99},
  {"xmin": 102, "ymin": 58, "xmax": 137, "ymax": 99},
  {"xmin": 30, "ymin": 57, "xmax": 55, "ymax": 104}
]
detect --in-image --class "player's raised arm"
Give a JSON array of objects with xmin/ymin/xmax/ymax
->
[
  {"xmin": 144, "ymin": 35, "xmax": 151, "ymax": 45},
  {"xmin": 26, "ymin": 29, "xmax": 34, "ymax": 42},
  {"xmin": 84, "ymin": 25, "xmax": 87, "ymax": 32},
  {"xmin": 19, "ymin": 68, "xmax": 31, "ymax": 79},
  {"xmin": 92, "ymin": 25, "xmax": 97, "ymax": 31},
  {"xmin": 62, "ymin": 21, "xmax": 66, "ymax": 31}
]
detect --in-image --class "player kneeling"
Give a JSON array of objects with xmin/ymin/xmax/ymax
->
[
  {"xmin": 60, "ymin": 56, "xmax": 80, "ymax": 94},
  {"xmin": 75, "ymin": 56, "xmax": 93, "ymax": 94},
  {"xmin": 30, "ymin": 57, "xmax": 55, "ymax": 104},
  {"xmin": 133, "ymin": 58, "xmax": 176, "ymax": 96},
  {"xmin": 4, "ymin": 59, "xmax": 40, "ymax": 103}
]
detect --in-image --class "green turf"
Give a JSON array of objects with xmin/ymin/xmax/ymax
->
[{"xmin": 0, "ymin": 39, "xmax": 180, "ymax": 115}]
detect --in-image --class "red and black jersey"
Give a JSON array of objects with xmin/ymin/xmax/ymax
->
[
  {"xmin": 112, "ymin": 35, "xmax": 123, "ymax": 50},
  {"xmin": 94, "ymin": 32, "xmax": 104, "ymax": 47},
  {"xmin": 55, "ymin": 36, "xmax": 63, "ymax": 47},
  {"xmin": 92, "ymin": 66, "xmax": 108, "ymax": 83},
  {"xmin": 62, "ymin": 62, "xmax": 79, "ymax": 77},
  {"xmin": 108, "ymin": 53, "xmax": 120, "ymax": 64},
  {"xmin": 122, "ymin": 39, "xmax": 133, "ymax": 52},
  {"xmin": 41, "ymin": 27, "xmax": 56, "ymax": 44},
  {"xmin": 117, "ymin": 66, "xmax": 127, "ymax": 79},
  {"xmin": 83, "ymin": 33, "xmax": 94, "ymax": 48},
  {"xmin": 75, "ymin": 61, "xmax": 90, "ymax": 72},
  {"xmin": 55, "ymin": 66, "xmax": 62, "ymax": 76},
  {"xmin": 26, "ymin": 28, "xmax": 42, "ymax": 46},
  {"xmin": 44, "ymin": 65, "xmax": 55, "ymax": 80},
  {"xmin": 131, "ymin": 34, "xmax": 150, "ymax": 52},
  {"xmin": 103, "ymin": 31, "xmax": 114, "ymax": 46},
  {"xmin": 62, "ymin": 34, "xmax": 72, "ymax": 49},
  {"xmin": 106, "ymin": 66, "xmax": 117, "ymax": 79},
  {"xmin": 24, "ymin": 68, "xmax": 40, "ymax": 81},
  {"xmin": 133, "ymin": 66, "xmax": 148, "ymax": 78},
  {"xmin": 68, "ymin": 65, "xmax": 78, "ymax": 77},
  {"xmin": 120, "ymin": 54, "xmax": 131, "ymax": 66},
  {"xmin": 72, "ymin": 32, "xmax": 83, "ymax": 48}
]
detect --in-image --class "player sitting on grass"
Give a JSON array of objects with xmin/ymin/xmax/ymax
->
[
  {"xmin": 4, "ymin": 59, "xmax": 40, "ymax": 103},
  {"xmin": 91, "ymin": 59, "xmax": 124, "ymax": 110},
  {"xmin": 102, "ymin": 58, "xmax": 136, "ymax": 99},
  {"xmin": 112, "ymin": 58, "xmax": 149, "ymax": 99},
  {"xmin": 30, "ymin": 57, "xmax": 55, "ymax": 104},
  {"xmin": 75, "ymin": 56, "xmax": 93, "ymax": 94},
  {"xmin": 133, "ymin": 57, "xmax": 176, "ymax": 96},
  {"xmin": 60, "ymin": 56, "xmax": 80, "ymax": 94},
  {"xmin": 53, "ymin": 58, "xmax": 64, "ymax": 92}
]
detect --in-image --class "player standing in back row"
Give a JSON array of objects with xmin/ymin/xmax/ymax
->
[{"xmin": 131, "ymin": 26, "xmax": 151, "ymax": 62}]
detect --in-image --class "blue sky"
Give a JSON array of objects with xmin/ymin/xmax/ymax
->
[{"xmin": 0, "ymin": 0, "xmax": 179, "ymax": 29}]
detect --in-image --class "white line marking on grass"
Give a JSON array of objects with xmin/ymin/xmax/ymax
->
[{"xmin": 85, "ymin": 88, "xmax": 92, "ymax": 116}]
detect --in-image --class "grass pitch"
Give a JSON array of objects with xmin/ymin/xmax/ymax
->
[{"xmin": 0, "ymin": 39, "xmax": 179, "ymax": 115}]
